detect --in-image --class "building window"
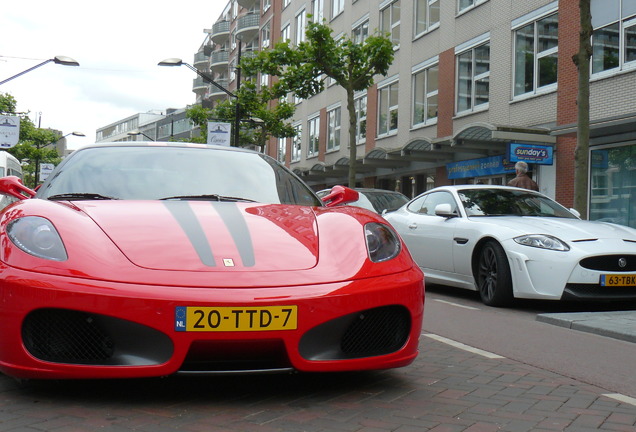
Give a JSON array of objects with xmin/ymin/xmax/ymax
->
[
  {"xmin": 261, "ymin": 21, "xmax": 271, "ymax": 48},
  {"xmin": 292, "ymin": 124, "xmax": 302, "ymax": 162},
  {"xmin": 281, "ymin": 23, "xmax": 291, "ymax": 42},
  {"xmin": 378, "ymin": 80, "xmax": 399, "ymax": 136},
  {"xmin": 352, "ymin": 19, "xmax": 369, "ymax": 44},
  {"xmin": 311, "ymin": 0, "xmax": 324, "ymax": 22},
  {"xmin": 277, "ymin": 137, "xmax": 287, "ymax": 163},
  {"xmin": 262, "ymin": 0, "xmax": 271, "ymax": 12},
  {"xmin": 456, "ymin": 41, "xmax": 490, "ymax": 113},
  {"xmin": 591, "ymin": 0, "xmax": 636, "ymax": 75},
  {"xmin": 283, "ymin": 0, "xmax": 290, "ymax": 9},
  {"xmin": 327, "ymin": 106, "xmax": 341, "ymax": 151},
  {"xmin": 296, "ymin": 9, "xmax": 307, "ymax": 45},
  {"xmin": 381, "ymin": 0, "xmax": 401, "ymax": 47},
  {"xmin": 458, "ymin": 0, "xmax": 488, "ymax": 14},
  {"xmin": 307, "ymin": 116, "xmax": 320, "ymax": 158},
  {"xmin": 332, "ymin": 0, "xmax": 345, "ymax": 19},
  {"xmin": 414, "ymin": 0, "xmax": 440, "ymax": 37},
  {"xmin": 354, "ymin": 94, "xmax": 367, "ymax": 144},
  {"xmin": 513, "ymin": 12, "xmax": 558, "ymax": 97},
  {"xmin": 260, "ymin": 73, "xmax": 269, "ymax": 89},
  {"xmin": 412, "ymin": 62, "xmax": 438, "ymax": 126}
]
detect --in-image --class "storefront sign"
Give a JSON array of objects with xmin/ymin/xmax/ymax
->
[
  {"xmin": 447, "ymin": 155, "xmax": 515, "ymax": 179},
  {"xmin": 0, "ymin": 115, "xmax": 20, "ymax": 148},
  {"xmin": 508, "ymin": 143, "xmax": 553, "ymax": 165}
]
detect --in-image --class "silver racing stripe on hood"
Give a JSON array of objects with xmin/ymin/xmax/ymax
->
[
  {"xmin": 164, "ymin": 201, "xmax": 216, "ymax": 267},
  {"xmin": 163, "ymin": 201, "xmax": 255, "ymax": 268},
  {"xmin": 213, "ymin": 201, "xmax": 255, "ymax": 267}
]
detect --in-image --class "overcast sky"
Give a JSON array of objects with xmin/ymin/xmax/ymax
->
[{"xmin": 1, "ymin": 1, "xmax": 226, "ymax": 150}]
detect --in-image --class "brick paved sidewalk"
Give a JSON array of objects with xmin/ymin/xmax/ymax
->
[{"xmin": 0, "ymin": 336, "xmax": 634, "ymax": 432}]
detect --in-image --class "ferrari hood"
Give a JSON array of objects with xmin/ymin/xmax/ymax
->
[
  {"xmin": 76, "ymin": 201, "xmax": 320, "ymax": 271},
  {"xmin": 480, "ymin": 216, "xmax": 636, "ymax": 242}
]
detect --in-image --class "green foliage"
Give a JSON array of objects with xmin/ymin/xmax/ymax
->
[
  {"xmin": 242, "ymin": 20, "xmax": 394, "ymax": 185},
  {"xmin": 1, "ymin": 92, "xmax": 62, "ymax": 188}
]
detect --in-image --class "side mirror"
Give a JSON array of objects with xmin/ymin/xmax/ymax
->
[
  {"xmin": 0, "ymin": 176, "xmax": 36, "ymax": 200},
  {"xmin": 321, "ymin": 185, "xmax": 359, "ymax": 207},
  {"xmin": 569, "ymin": 208, "xmax": 581, "ymax": 218},
  {"xmin": 434, "ymin": 203, "xmax": 456, "ymax": 218}
]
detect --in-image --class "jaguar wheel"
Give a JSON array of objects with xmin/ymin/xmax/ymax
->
[{"xmin": 476, "ymin": 241, "xmax": 513, "ymax": 307}]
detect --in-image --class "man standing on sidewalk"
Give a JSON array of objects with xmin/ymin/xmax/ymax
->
[{"xmin": 508, "ymin": 161, "xmax": 539, "ymax": 191}]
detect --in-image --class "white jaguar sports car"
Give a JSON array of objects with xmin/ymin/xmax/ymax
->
[{"xmin": 384, "ymin": 185, "xmax": 636, "ymax": 306}]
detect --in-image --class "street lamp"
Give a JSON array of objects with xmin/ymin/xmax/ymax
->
[
  {"xmin": 34, "ymin": 131, "xmax": 85, "ymax": 184},
  {"xmin": 128, "ymin": 131, "xmax": 154, "ymax": 141},
  {"xmin": 0, "ymin": 56, "xmax": 80, "ymax": 86},
  {"xmin": 158, "ymin": 57, "xmax": 241, "ymax": 147}
]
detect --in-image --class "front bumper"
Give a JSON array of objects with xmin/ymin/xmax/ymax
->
[{"xmin": 0, "ymin": 266, "xmax": 423, "ymax": 379}]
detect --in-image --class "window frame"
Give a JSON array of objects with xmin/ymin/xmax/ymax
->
[
  {"xmin": 327, "ymin": 105, "xmax": 342, "ymax": 152},
  {"xmin": 414, "ymin": 0, "xmax": 440, "ymax": 38},
  {"xmin": 307, "ymin": 115, "xmax": 320, "ymax": 158},
  {"xmin": 591, "ymin": 0, "xmax": 636, "ymax": 77},
  {"xmin": 455, "ymin": 38, "xmax": 490, "ymax": 115},
  {"xmin": 377, "ymin": 78, "xmax": 400, "ymax": 137},
  {"xmin": 412, "ymin": 58, "xmax": 439, "ymax": 127},
  {"xmin": 380, "ymin": 0, "xmax": 401, "ymax": 48}
]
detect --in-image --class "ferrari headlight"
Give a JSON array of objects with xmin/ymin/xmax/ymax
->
[
  {"xmin": 514, "ymin": 234, "xmax": 570, "ymax": 251},
  {"xmin": 7, "ymin": 216, "xmax": 68, "ymax": 261},
  {"xmin": 365, "ymin": 222, "xmax": 401, "ymax": 262}
]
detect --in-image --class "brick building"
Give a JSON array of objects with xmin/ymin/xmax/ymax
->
[{"xmin": 195, "ymin": 0, "xmax": 636, "ymax": 226}]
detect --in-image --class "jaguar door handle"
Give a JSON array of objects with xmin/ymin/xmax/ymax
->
[{"xmin": 408, "ymin": 223, "xmax": 417, "ymax": 229}]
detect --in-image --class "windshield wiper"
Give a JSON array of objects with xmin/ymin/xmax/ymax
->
[
  {"xmin": 159, "ymin": 194, "xmax": 257, "ymax": 202},
  {"xmin": 47, "ymin": 193, "xmax": 119, "ymax": 201}
]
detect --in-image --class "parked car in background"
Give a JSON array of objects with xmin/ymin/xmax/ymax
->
[
  {"xmin": 0, "ymin": 142, "xmax": 423, "ymax": 379},
  {"xmin": 384, "ymin": 184, "xmax": 636, "ymax": 307},
  {"xmin": 317, "ymin": 187, "xmax": 409, "ymax": 214}
]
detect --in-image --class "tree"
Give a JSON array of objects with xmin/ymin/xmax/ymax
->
[
  {"xmin": 572, "ymin": 0, "xmax": 592, "ymax": 218},
  {"xmin": 1, "ymin": 92, "xmax": 61, "ymax": 188},
  {"xmin": 245, "ymin": 20, "xmax": 394, "ymax": 186}
]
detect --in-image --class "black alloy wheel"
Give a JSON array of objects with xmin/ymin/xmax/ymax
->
[{"xmin": 476, "ymin": 241, "xmax": 513, "ymax": 307}]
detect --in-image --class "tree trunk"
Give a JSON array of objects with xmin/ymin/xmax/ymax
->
[
  {"xmin": 573, "ymin": 0, "xmax": 592, "ymax": 218},
  {"xmin": 347, "ymin": 88, "xmax": 358, "ymax": 187}
]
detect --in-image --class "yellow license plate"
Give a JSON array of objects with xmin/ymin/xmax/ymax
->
[
  {"xmin": 600, "ymin": 274, "xmax": 636, "ymax": 287},
  {"xmin": 175, "ymin": 306, "xmax": 297, "ymax": 332}
]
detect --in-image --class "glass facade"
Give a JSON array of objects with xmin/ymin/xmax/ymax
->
[{"xmin": 590, "ymin": 143, "xmax": 636, "ymax": 227}]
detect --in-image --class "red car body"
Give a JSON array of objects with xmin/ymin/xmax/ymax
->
[{"xmin": 0, "ymin": 143, "xmax": 424, "ymax": 379}]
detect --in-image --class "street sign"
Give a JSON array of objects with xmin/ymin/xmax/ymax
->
[
  {"xmin": 39, "ymin": 163, "xmax": 54, "ymax": 181},
  {"xmin": 0, "ymin": 115, "xmax": 20, "ymax": 148}
]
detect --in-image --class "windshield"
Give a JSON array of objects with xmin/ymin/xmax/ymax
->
[
  {"xmin": 37, "ymin": 145, "xmax": 322, "ymax": 206},
  {"xmin": 458, "ymin": 189, "xmax": 577, "ymax": 218}
]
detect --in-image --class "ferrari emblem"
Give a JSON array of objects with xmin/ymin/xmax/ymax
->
[{"xmin": 223, "ymin": 258, "xmax": 235, "ymax": 267}]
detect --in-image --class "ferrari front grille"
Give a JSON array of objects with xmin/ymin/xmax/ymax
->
[
  {"xmin": 22, "ymin": 309, "xmax": 115, "ymax": 363},
  {"xmin": 579, "ymin": 255, "xmax": 636, "ymax": 271},
  {"xmin": 299, "ymin": 305, "xmax": 411, "ymax": 361},
  {"xmin": 341, "ymin": 306, "xmax": 410, "ymax": 356}
]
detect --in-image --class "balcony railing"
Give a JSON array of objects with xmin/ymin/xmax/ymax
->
[
  {"xmin": 209, "ymin": 20, "xmax": 230, "ymax": 43},
  {"xmin": 237, "ymin": 0, "xmax": 258, "ymax": 9},
  {"xmin": 211, "ymin": 50, "xmax": 229, "ymax": 71},
  {"xmin": 193, "ymin": 51, "xmax": 209, "ymax": 70},
  {"xmin": 237, "ymin": 13, "xmax": 260, "ymax": 42},
  {"xmin": 192, "ymin": 77, "xmax": 208, "ymax": 95}
]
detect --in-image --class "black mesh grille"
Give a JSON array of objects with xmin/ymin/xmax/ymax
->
[
  {"xmin": 22, "ymin": 309, "xmax": 115, "ymax": 364},
  {"xmin": 341, "ymin": 306, "xmax": 410, "ymax": 356},
  {"xmin": 579, "ymin": 255, "xmax": 636, "ymax": 271}
]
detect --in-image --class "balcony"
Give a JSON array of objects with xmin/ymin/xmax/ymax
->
[
  {"xmin": 237, "ymin": 0, "xmax": 258, "ymax": 9},
  {"xmin": 209, "ymin": 78, "xmax": 231, "ymax": 100},
  {"xmin": 210, "ymin": 50, "xmax": 229, "ymax": 71},
  {"xmin": 193, "ymin": 51, "xmax": 209, "ymax": 70},
  {"xmin": 192, "ymin": 77, "xmax": 208, "ymax": 95},
  {"xmin": 236, "ymin": 13, "xmax": 260, "ymax": 42},
  {"xmin": 208, "ymin": 20, "xmax": 230, "ymax": 44}
]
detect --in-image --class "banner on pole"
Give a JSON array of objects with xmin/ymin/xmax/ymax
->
[
  {"xmin": 0, "ymin": 115, "xmax": 20, "ymax": 148},
  {"xmin": 207, "ymin": 122, "xmax": 232, "ymax": 146}
]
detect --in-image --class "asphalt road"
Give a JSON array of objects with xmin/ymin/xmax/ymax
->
[{"xmin": 423, "ymin": 284, "xmax": 636, "ymax": 399}]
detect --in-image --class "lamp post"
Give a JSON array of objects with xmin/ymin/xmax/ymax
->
[
  {"xmin": 158, "ymin": 57, "xmax": 241, "ymax": 147},
  {"xmin": 35, "ymin": 131, "xmax": 84, "ymax": 184},
  {"xmin": 0, "ymin": 56, "xmax": 80, "ymax": 86},
  {"xmin": 128, "ymin": 131, "xmax": 154, "ymax": 141}
]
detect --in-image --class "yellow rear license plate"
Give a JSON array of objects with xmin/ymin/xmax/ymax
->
[
  {"xmin": 175, "ymin": 306, "xmax": 297, "ymax": 332},
  {"xmin": 600, "ymin": 274, "xmax": 636, "ymax": 287}
]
